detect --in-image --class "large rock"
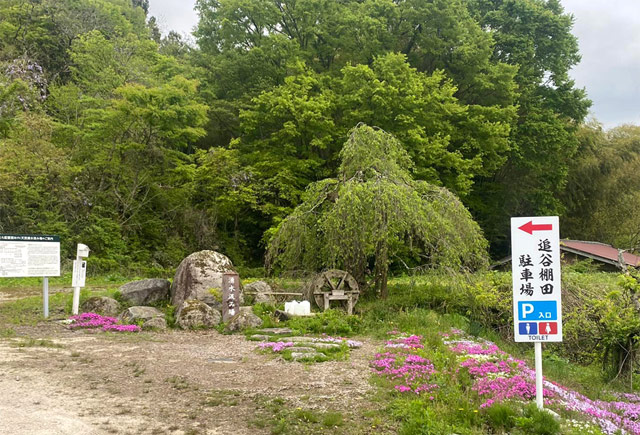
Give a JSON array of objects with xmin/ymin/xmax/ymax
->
[
  {"xmin": 245, "ymin": 280, "xmax": 274, "ymax": 304},
  {"xmin": 225, "ymin": 307, "xmax": 263, "ymax": 332},
  {"xmin": 244, "ymin": 281, "xmax": 272, "ymax": 293},
  {"xmin": 81, "ymin": 297, "xmax": 120, "ymax": 317},
  {"xmin": 171, "ymin": 251, "xmax": 239, "ymax": 311},
  {"xmin": 119, "ymin": 279, "xmax": 170, "ymax": 305},
  {"xmin": 142, "ymin": 317, "xmax": 167, "ymax": 331},
  {"xmin": 176, "ymin": 299, "xmax": 221, "ymax": 330},
  {"xmin": 119, "ymin": 306, "xmax": 165, "ymax": 324}
]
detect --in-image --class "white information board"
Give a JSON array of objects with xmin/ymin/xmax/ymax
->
[
  {"xmin": 511, "ymin": 217, "xmax": 562, "ymax": 343},
  {"xmin": 72, "ymin": 259, "xmax": 87, "ymax": 288},
  {"xmin": 0, "ymin": 234, "xmax": 60, "ymax": 277}
]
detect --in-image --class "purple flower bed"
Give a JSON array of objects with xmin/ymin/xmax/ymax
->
[
  {"xmin": 446, "ymin": 329, "xmax": 640, "ymax": 434},
  {"xmin": 372, "ymin": 329, "xmax": 640, "ymax": 433},
  {"xmin": 371, "ymin": 334, "xmax": 439, "ymax": 396},
  {"xmin": 69, "ymin": 312, "xmax": 140, "ymax": 333},
  {"xmin": 258, "ymin": 341, "xmax": 295, "ymax": 352}
]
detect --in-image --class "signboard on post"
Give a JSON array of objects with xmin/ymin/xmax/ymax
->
[
  {"xmin": 0, "ymin": 234, "xmax": 60, "ymax": 277},
  {"xmin": 72, "ymin": 260, "xmax": 87, "ymax": 288},
  {"xmin": 222, "ymin": 272, "xmax": 240, "ymax": 322},
  {"xmin": 71, "ymin": 243, "xmax": 90, "ymax": 315},
  {"xmin": 511, "ymin": 216, "xmax": 562, "ymax": 343}
]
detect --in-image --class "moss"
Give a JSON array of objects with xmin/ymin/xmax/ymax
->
[{"xmin": 208, "ymin": 287, "xmax": 222, "ymax": 302}]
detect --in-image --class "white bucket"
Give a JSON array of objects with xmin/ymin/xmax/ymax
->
[{"xmin": 285, "ymin": 300, "xmax": 311, "ymax": 316}]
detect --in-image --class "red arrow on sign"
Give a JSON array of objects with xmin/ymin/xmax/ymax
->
[{"xmin": 518, "ymin": 221, "xmax": 553, "ymax": 235}]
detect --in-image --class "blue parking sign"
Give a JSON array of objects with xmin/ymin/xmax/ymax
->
[{"xmin": 517, "ymin": 301, "xmax": 558, "ymax": 321}]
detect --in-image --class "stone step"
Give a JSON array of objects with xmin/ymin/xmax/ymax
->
[
  {"xmin": 308, "ymin": 342, "xmax": 341, "ymax": 350},
  {"xmin": 248, "ymin": 334, "xmax": 272, "ymax": 341},
  {"xmin": 256, "ymin": 328, "xmax": 293, "ymax": 335},
  {"xmin": 290, "ymin": 351, "xmax": 326, "ymax": 361}
]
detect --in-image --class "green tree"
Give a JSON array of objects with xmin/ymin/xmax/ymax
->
[
  {"xmin": 238, "ymin": 53, "xmax": 515, "ymax": 230},
  {"xmin": 0, "ymin": 0, "xmax": 148, "ymax": 81},
  {"xmin": 267, "ymin": 125, "xmax": 488, "ymax": 297},
  {"xmin": 466, "ymin": 0, "xmax": 591, "ymax": 254},
  {"xmin": 562, "ymin": 123, "xmax": 640, "ymax": 251}
]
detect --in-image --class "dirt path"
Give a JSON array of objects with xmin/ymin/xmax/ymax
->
[{"xmin": 0, "ymin": 322, "xmax": 380, "ymax": 434}]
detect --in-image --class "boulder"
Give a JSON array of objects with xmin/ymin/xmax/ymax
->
[
  {"xmin": 244, "ymin": 281, "xmax": 272, "ymax": 294},
  {"xmin": 171, "ymin": 251, "xmax": 239, "ymax": 311},
  {"xmin": 225, "ymin": 307, "xmax": 263, "ymax": 332},
  {"xmin": 254, "ymin": 292, "xmax": 275, "ymax": 304},
  {"xmin": 176, "ymin": 299, "xmax": 221, "ymax": 329},
  {"xmin": 118, "ymin": 279, "xmax": 170, "ymax": 306},
  {"xmin": 80, "ymin": 297, "xmax": 120, "ymax": 317},
  {"xmin": 245, "ymin": 281, "xmax": 274, "ymax": 305},
  {"xmin": 142, "ymin": 317, "xmax": 167, "ymax": 331},
  {"xmin": 119, "ymin": 306, "xmax": 165, "ymax": 324}
]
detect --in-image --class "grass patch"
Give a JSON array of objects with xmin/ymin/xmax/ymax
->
[
  {"xmin": 251, "ymin": 396, "xmax": 348, "ymax": 434},
  {"xmin": 202, "ymin": 389, "xmax": 241, "ymax": 407},
  {"xmin": 165, "ymin": 375, "xmax": 194, "ymax": 391},
  {"xmin": 10, "ymin": 337, "xmax": 63, "ymax": 348}
]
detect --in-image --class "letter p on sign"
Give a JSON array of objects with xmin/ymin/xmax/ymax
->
[{"xmin": 522, "ymin": 303, "xmax": 534, "ymax": 319}]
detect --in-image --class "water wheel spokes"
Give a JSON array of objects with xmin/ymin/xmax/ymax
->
[{"xmin": 311, "ymin": 269, "xmax": 360, "ymax": 311}]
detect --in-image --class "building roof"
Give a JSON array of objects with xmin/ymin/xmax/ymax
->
[
  {"xmin": 560, "ymin": 240, "xmax": 640, "ymax": 267},
  {"xmin": 491, "ymin": 239, "xmax": 640, "ymax": 269}
]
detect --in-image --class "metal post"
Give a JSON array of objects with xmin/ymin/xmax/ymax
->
[
  {"xmin": 43, "ymin": 277, "xmax": 49, "ymax": 318},
  {"xmin": 535, "ymin": 342, "xmax": 543, "ymax": 409}
]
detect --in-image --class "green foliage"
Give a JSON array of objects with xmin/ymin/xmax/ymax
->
[
  {"xmin": 515, "ymin": 405, "xmax": 561, "ymax": 435},
  {"xmin": 0, "ymin": 0, "xmax": 601, "ymax": 272},
  {"xmin": 267, "ymin": 125, "xmax": 488, "ymax": 296},
  {"xmin": 484, "ymin": 402, "xmax": 518, "ymax": 431},
  {"xmin": 251, "ymin": 396, "xmax": 348, "ymax": 435},
  {"xmin": 562, "ymin": 123, "xmax": 640, "ymax": 250},
  {"xmin": 286, "ymin": 309, "xmax": 361, "ymax": 336},
  {"xmin": 593, "ymin": 274, "xmax": 640, "ymax": 377}
]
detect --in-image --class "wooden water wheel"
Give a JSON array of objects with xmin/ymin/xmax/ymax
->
[{"xmin": 306, "ymin": 269, "xmax": 360, "ymax": 313}]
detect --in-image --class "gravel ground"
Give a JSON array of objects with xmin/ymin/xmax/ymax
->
[{"xmin": 0, "ymin": 318, "xmax": 380, "ymax": 434}]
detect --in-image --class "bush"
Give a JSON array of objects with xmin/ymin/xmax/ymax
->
[
  {"xmin": 484, "ymin": 402, "xmax": 517, "ymax": 431},
  {"xmin": 515, "ymin": 404, "xmax": 561, "ymax": 435},
  {"xmin": 287, "ymin": 309, "xmax": 362, "ymax": 336}
]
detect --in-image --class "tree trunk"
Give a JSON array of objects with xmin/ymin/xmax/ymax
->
[{"xmin": 374, "ymin": 241, "xmax": 389, "ymax": 299}]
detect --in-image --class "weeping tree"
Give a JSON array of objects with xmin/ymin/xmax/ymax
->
[{"xmin": 266, "ymin": 124, "xmax": 488, "ymax": 298}]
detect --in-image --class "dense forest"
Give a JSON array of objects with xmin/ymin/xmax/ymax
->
[{"xmin": 1, "ymin": 0, "xmax": 638, "ymax": 273}]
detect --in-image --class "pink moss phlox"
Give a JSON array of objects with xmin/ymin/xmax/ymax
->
[
  {"xmin": 385, "ymin": 335, "xmax": 424, "ymax": 349},
  {"xmin": 69, "ymin": 312, "xmax": 139, "ymax": 332},
  {"xmin": 450, "ymin": 331, "xmax": 640, "ymax": 434},
  {"xmin": 257, "ymin": 341, "xmax": 294, "ymax": 352},
  {"xmin": 395, "ymin": 385, "xmax": 412, "ymax": 393},
  {"xmin": 69, "ymin": 312, "xmax": 118, "ymax": 326},
  {"xmin": 449, "ymin": 341, "xmax": 503, "ymax": 356},
  {"xmin": 372, "ymin": 333, "xmax": 438, "ymax": 395}
]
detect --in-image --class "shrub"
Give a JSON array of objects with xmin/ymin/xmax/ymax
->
[
  {"xmin": 515, "ymin": 404, "xmax": 561, "ymax": 435},
  {"xmin": 287, "ymin": 309, "xmax": 361, "ymax": 336}
]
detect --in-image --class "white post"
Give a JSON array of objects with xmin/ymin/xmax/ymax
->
[
  {"xmin": 535, "ymin": 342, "xmax": 544, "ymax": 409},
  {"xmin": 72, "ymin": 258, "xmax": 80, "ymax": 315},
  {"xmin": 72, "ymin": 244, "xmax": 90, "ymax": 316},
  {"xmin": 43, "ymin": 277, "xmax": 49, "ymax": 318}
]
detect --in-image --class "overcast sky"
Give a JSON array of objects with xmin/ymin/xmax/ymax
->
[{"xmin": 148, "ymin": 0, "xmax": 640, "ymax": 128}]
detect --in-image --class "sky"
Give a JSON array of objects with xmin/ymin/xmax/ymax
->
[{"xmin": 148, "ymin": 0, "xmax": 640, "ymax": 129}]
